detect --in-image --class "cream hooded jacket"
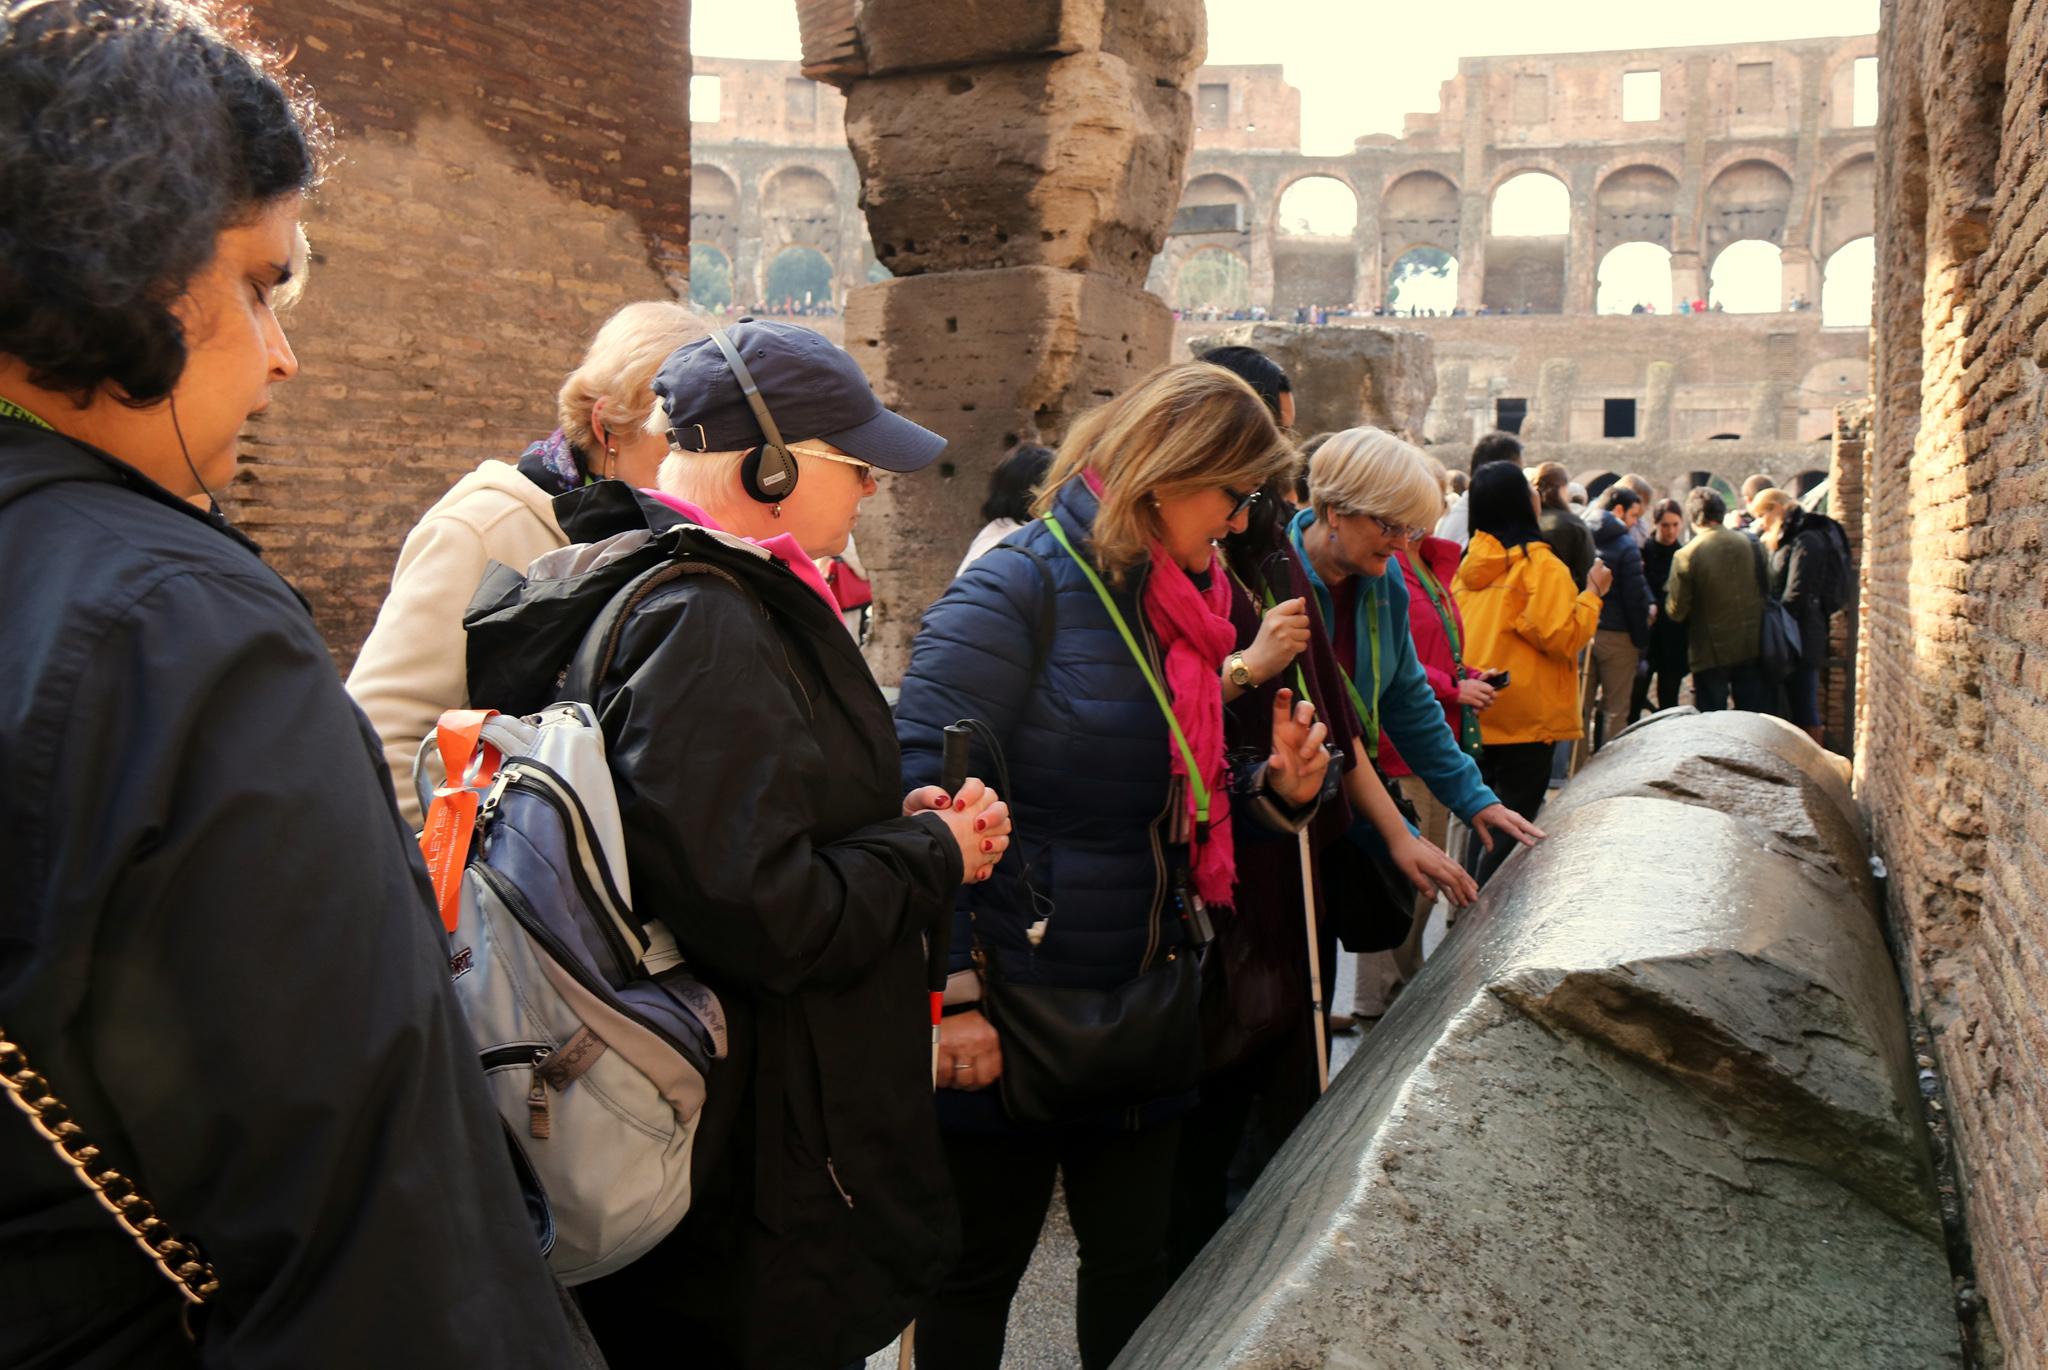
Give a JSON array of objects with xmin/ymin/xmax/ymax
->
[{"xmin": 347, "ymin": 459, "xmax": 567, "ymax": 826}]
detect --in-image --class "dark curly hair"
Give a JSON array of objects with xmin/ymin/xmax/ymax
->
[{"xmin": 0, "ymin": 0, "xmax": 326, "ymax": 405}]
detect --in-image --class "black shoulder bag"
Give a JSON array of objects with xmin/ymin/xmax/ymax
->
[{"xmin": 964, "ymin": 518, "xmax": 1204, "ymax": 1125}]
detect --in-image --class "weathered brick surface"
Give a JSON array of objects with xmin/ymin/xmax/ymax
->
[
  {"xmin": 1867, "ymin": 1, "xmax": 2046, "ymax": 1361},
  {"xmin": 235, "ymin": 0, "xmax": 692, "ymax": 668}
]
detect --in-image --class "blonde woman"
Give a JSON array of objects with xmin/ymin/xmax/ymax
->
[
  {"xmin": 1293, "ymin": 429, "xmax": 1543, "ymax": 896},
  {"xmin": 348, "ymin": 299, "xmax": 705, "ymax": 823},
  {"xmin": 1749, "ymin": 485, "xmax": 1848, "ymax": 742},
  {"xmin": 894, "ymin": 362, "xmax": 1332, "ymax": 1370}
]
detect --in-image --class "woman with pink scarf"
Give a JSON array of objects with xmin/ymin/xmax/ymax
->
[{"xmin": 896, "ymin": 363, "xmax": 1330, "ymax": 1369}]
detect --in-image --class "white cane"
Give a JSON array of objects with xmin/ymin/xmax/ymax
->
[{"xmin": 1298, "ymin": 827, "xmax": 1330, "ymax": 1094}]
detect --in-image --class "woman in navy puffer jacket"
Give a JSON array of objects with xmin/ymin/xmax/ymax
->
[{"xmin": 896, "ymin": 363, "xmax": 1327, "ymax": 1369}]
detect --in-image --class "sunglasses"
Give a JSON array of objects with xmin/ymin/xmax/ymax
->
[
  {"xmin": 786, "ymin": 443, "xmax": 876, "ymax": 481},
  {"xmin": 1363, "ymin": 511, "xmax": 1429, "ymax": 542},
  {"xmin": 1222, "ymin": 485, "xmax": 1262, "ymax": 520}
]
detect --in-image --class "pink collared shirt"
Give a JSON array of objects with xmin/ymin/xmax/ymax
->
[{"xmin": 641, "ymin": 489, "xmax": 840, "ymax": 611}]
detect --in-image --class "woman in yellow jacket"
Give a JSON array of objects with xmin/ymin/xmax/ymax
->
[{"xmin": 1454, "ymin": 462, "xmax": 1610, "ymax": 882}]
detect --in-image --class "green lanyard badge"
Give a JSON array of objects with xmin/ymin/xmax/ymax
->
[
  {"xmin": 1043, "ymin": 515, "xmax": 1210, "ymax": 824},
  {"xmin": 1410, "ymin": 556, "xmax": 1483, "ymax": 757},
  {"xmin": 0, "ymin": 396, "xmax": 53, "ymax": 431}
]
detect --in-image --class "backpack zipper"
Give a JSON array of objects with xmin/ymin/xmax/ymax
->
[
  {"xmin": 486, "ymin": 760, "xmax": 643, "ymax": 976},
  {"xmin": 825, "ymin": 1156, "xmax": 854, "ymax": 1208}
]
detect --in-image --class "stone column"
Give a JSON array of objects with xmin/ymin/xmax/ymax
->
[
  {"xmin": 1352, "ymin": 175, "xmax": 1381, "ymax": 313},
  {"xmin": 1566, "ymin": 183, "xmax": 1599, "ymax": 313},
  {"xmin": 1248, "ymin": 220, "xmax": 1277, "ymax": 313},
  {"xmin": 1745, "ymin": 379, "xmax": 1787, "ymax": 440},
  {"xmin": 1456, "ymin": 191, "xmax": 1488, "ymax": 311},
  {"xmin": 1641, "ymin": 360, "xmax": 1677, "ymax": 443},
  {"xmin": 1669, "ymin": 250, "xmax": 1705, "ymax": 309},
  {"xmin": 801, "ymin": 0, "xmax": 1205, "ymax": 679},
  {"xmin": 1526, "ymin": 357, "xmax": 1578, "ymax": 445},
  {"xmin": 1780, "ymin": 245, "xmax": 1821, "ymax": 310},
  {"xmin": 734, "ymin": 181, "xmax": 765, "ymax": 310},
  {"xmin": 1432, "ymin": 361, "xmax": 1472, "ymax": 445}
]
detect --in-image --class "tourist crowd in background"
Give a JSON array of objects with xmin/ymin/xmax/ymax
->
[{"xmin": 0, "ymin": 5, "xmax": 1856, "ymax": 1367}]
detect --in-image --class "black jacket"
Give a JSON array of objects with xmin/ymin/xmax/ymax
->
[
  {"xmin": 469, "ymin": 483, "xmax": 962, "ymax": 1369},
  {"xmin": 0, "ymin": 422, "xmax": 578, "ymax": 1368},
  {"xmin": 1588, "ymin": 509, "xmax": 1653, "ymax": 645},
  {"xmin": 1641, "ymin": 535, "xmax": 1690, "ymax": 673},
  {"xmin": 1769, "ymin": 508, "xmax": 1845, "ymax": 673},
  {"xmin": 1540, "ymin": 506, "xmax": 1596, "ymax": 590}
]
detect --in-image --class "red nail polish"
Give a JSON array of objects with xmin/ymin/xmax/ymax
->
[
  {"xmin": 982, "ymin": 839, "xmax": 994, "ymax": 853},
  {"xmin": 974, "ymin": 818, "xmax": 985, "ymax": 832}
]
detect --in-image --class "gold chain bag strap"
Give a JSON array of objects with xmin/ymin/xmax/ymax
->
[{"xmin": 0, "ymin": 1029, "xmax": 219, "ymax": 1333}]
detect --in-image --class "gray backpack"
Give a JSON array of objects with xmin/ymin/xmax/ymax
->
[{"xmin": 416, "ymin": 581, "xmax": 727, "ymax": 1285}]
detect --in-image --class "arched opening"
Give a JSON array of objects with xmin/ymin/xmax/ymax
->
[
  {"xmin": 1709, "ymin": 240, "xmax": 1783, "ymax": 313},
  {"xmin": 1273, "ymin": 175, "xmax": 1359, "ymax": 312},
  {"xmin": 1386, "ymin": 247, "xmax": 1457, "ymax": 316},
  {"xmin": 1175, "ymin": 248, "xmax": 1252, "ymax": 314},
  {"xmin": 1380, "ymin": 172, "xmax": 1460, "ymax": 295},
  {"xmin": 1595, "ymin": 164, "xmax": 1680, "ymax": 252},
  {"xmin": 1491, "ymin": 172, "xmax": 1570, "ymax": 236},
  {"xmin": 690, "ymin": 243, "xmax": 733, "ymax": 312},
  {"xmin": 1177, "ymin": 173, "xmax": 1254, "ymax": 235},
  {"xmin": 763, "ymin": 246, "xmax": 833, "ymax": 314},
  {"xmin": 1597, "ymin": 241, "xmax": 1673, "ymax": 314},
  {"xmin": 691, "ymin": 164, "xmax": 740, "ymax": 258},
  {"xmin": 1484, "ymin": 172, "xmax": 1569, "ymax": 313},
  {"xmin": 1819, "ymin": 155, "xmax": 1876, "ymax": 260},
  {"xmin": 760, "ymin": 166, "xmax": 840, "ymax": 259},
  {"xmin": 1792, "ymin": 469, "xmax": 1829, "ymax": 497},
  {"xmin": 1704, "ymin": 160, "xmax": 1794, "ymax": 263},
  {"xmin": 1822, "ymin": 237, "xmax": 1875, "ymax": 327},
  {"xmin": 1275, "ymin": 176, "xmax": 1358, "ymax": 237}
]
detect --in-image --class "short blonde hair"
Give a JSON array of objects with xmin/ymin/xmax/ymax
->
[
  {"xmin": 1307, "ymin": 427, "xmax": 1445, "ymax": 532},
  {"xmin": 1749, "ymin": 486, "xmax": 1797, "ymax": 520},
  {"xmin": 1038, "ymin": 362, "xmax": 1294, "ymax": 585},
  {"xmin": 559, "ymin": 300, "xmax": 707, "ymax": 453},
  {"xmin": 656, "ymin": 449, "xmax": 746, "ymax": 509}
]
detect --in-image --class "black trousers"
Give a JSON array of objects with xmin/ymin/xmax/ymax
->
[
  {"xmin": 916, "ymin": 1121, "xmax": 1181, "ymax": 1370},
  {"xmin": 1694, "ymin": 661, "xmax": 1769, "ymax": 713},
  {"xmin": 1628, "ymin": 659, "xmax": 1686, "ymax": 722},
  {"xmin": 1473, "ymin": 741, "xmax": 1555, "ymax": 886}
]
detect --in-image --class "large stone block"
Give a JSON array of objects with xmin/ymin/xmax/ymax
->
[
  {"xmin": 1121, "ymin": 719, "xmax": 1959, "ymax": 1370},
  {"xmin": 1185, "ymin": 322, "xmax": 1436, "ymax": 438},
  {"xmin": 841, "ymin": 266, "xmax": 1173, "ymax": 679},
  {"xmin": 849, "ymin": 0, "xmax": 1203, "ymax": 83},
  {"xmin": 844, "ymin": 51, "xmax": 1192, "ymax": 285}
]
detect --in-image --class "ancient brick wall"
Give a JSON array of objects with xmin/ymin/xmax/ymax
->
[
  {"xmin": 1866, "ymin": 0, "xmax": 2043, "ymax": 1360},
  {"xmin": 236, "ymin": 0, "xmax": 693, "ymax": 668}
]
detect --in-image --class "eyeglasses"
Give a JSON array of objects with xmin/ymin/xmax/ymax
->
[
  {"xmin": 1222, "ymin": 486, "xmax": 1261, "ymax": 520},
  {"xmin": 1362, "ymin": 511, "xmax": 1428, "ymax": 542},
  {"xmin": 786, "ymin": 444, "xmax": 876, "ymax": 481}
]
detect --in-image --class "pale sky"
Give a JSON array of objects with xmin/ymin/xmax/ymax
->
[{"xmin": 692, "ymin": 0, "xmax": 1879, "ymax": 153}]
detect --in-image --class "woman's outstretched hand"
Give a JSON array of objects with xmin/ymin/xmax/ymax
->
[
  {"xmin": 1470, "ymin": 802, "xmax": 1544, "ymax": 853},
  {"xmin": 1391, "ymin": 832, "xmax": 1479, "ymax": 906},
  {"xmin": 908, "ymin": 778, "xmax": 1011, "ymax": 884},
  {"xmin": 1265, "ymin": 688, "xmax": 1330, "ymax": 809}
]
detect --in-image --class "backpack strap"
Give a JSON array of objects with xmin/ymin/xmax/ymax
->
[{"xmin": 559, "ymin": 553, "xmax": 784, "ymax": 708}]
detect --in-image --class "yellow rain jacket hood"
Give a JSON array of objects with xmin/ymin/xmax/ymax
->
[{"xmin": 1453, "ymin": 532, "xmax": 1603, "ymax": 745}]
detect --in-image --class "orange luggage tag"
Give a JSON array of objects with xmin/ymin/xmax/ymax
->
[{"xmin": 418, "ymin": 708, "xmax": 502, "ymax": 934}]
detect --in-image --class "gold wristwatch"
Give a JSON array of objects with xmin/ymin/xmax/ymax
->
[{"xmin": 1226, "ymin": 653, "xmax": 1254, "ymax": 688}]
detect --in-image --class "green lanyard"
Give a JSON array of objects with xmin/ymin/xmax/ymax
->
[
  {"xmin": 1342, "ymin": 609, "xmax": 1382, "ymax": 762},
  {"xmin": 0, "ymin": 396, "xmax": 52, "ymax": 431},
  {"xmin": 1044, "ymin": 515, "xmax": 1209, "ymax": 824}
]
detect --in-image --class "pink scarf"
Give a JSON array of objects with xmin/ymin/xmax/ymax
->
[{"xmin": 1142, "ymin": 539, "xmax": 1239, "ymax": 905}]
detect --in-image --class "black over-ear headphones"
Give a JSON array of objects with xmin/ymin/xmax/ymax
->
[{"xmin": 706, "ymin": 326, "xmax": 801, "ymax": 506}]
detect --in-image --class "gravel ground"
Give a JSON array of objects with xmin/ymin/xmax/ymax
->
[{"xmin": 867, "ymin": 928, "xmax": 1437, "ymax": 1369}]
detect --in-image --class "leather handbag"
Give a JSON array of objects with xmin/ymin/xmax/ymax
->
[
  {"xmin": 977, "ymin": 943, "xmax": 1203, "ymax": 1125},
  {"xmin": 1752, "ymin": 537, "xmax": 1804, "ymax": 681}
]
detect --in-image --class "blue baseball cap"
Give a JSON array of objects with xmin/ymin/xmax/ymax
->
[{"xmin": 652, "ymin": 319, "xmax": 946, "ymax": 473}]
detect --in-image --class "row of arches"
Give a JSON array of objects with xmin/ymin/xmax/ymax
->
[
  {"xmin": 1171, "ymin": 235, "xmax": 1874, "ymax": 327},
  {"xmin": 686, "ymin": 243, "xmax": 891, "ymax": 313},
  {"xmin": 1170, "ymin": 153, "xmax": 1874, "ymax": 317}
]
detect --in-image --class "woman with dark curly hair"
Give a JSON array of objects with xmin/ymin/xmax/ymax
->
[{"xmin": 0, "ymin": 3, "xmax": 580, "ymax": 1364}]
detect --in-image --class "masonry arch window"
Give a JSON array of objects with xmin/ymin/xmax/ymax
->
[
  {"xmin": 1822, "ymin": 237, "xmax": 1875, "ymax": 327},
  {"xmin": 1386, "ymin": 247, "xmax": 1457, "ymax": 316},
  {"xmin": 1709, "ymin": 240, "xmax": 1783, "ymax": 313},
  {"xmin": 689, "ymin": 244, "xmax": 733, "ymax": 312},
  {"xmin": 691, "ymin": 164, "xmax": 740, "ymax": 261},
  {"xmin": 1175, "ymin": 248, "xmax": 1251, "ymax": 313},
  {"xmin": 689, "ymin": 74, "xmax": 721, "ymax": 124},
  {"xmin": 764, "ymin": 246, "xmax": 833, "ymax": 313},
  {"xmin": 1704, "ymin": 160, "xmax": 1793, "ymax": 264},
  {"xmin": 1172, "ymin": 173, "xmax": 1253, "ymax": 237},
  {"xmin": 1818, "ymin": 154, "xmax": 1876, "ymax": 264},
  {"xmin": 760, "ymin": 166, "xmax": 841, "ymax": 258},
  {"xmin": 1483, "ymin": 172, "xmax": 1570, "ymax": 313},
  {"xmin": 1621, "ymin": 71, "xmax": 1661, "ymax": 122},
  {"xmin": 1603, "ymin": 398, "xmax": 1638, "ymax": 439},
  {"xmin": 1275, "ymin": 176, "xmax": 1359, "ymax": 237},
  {"xmin": 1598, "ymin": 242, "xmax": 1673, "ymax": 314}
]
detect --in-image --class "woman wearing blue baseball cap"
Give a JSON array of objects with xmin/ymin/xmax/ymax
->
[{"xmin": 471, "ymin": 319, "xmax": 1012, "ymax": 1369}]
